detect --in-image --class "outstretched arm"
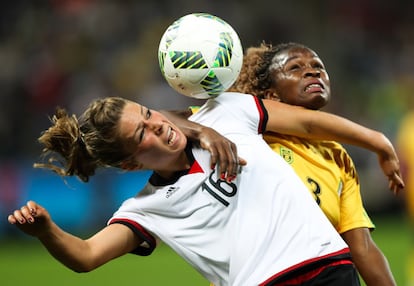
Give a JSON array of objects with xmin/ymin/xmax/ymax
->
[
  {"xmin": 161, "ymin": 109, "xmax": 246, "ymax": 182},
  {"xmin": 8, "ymin": 201, "xmax": 140, "ymax": 272},
  {"xmin": 263, "ymin": 99, "xmax": 404, "ymax": 194}
]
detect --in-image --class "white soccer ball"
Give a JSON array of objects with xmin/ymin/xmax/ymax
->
[{"xmin": 158, "ymin": 13, "xmax": 243, "ymax": 99}]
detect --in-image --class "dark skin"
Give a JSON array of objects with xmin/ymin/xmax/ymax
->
[
  {"xmin": 264, "ymin": 46, "xmax": 330, "ymax": 110},
  {"xmin": 264, "ymin": 46, "xmax": 396, "ymax": 286}
]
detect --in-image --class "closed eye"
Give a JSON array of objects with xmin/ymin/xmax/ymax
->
[
  {"xmin": 138, "ymin": 109, "xmax": 152, "ymax": 144},
  {"xmin": 288, "ymin": 64, "xmax": 300, "ymax": 71},
  {"xmin": 313, "ymin": 63, "xmax": 325, "ymax": 70}
]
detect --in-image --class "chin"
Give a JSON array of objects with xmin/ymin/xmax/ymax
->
[{"xmin": 309, "ymin": 95, "xmax": 328, "ymax": 110}]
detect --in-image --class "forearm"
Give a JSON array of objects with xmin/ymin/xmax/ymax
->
[
  {"xmin": 305, "ymin": 110, "xmax": 404, "ymax": 193},
  {"xmin": 9, "ymin": 202, "xmax": 133, "ymax": 273},
  {"xmin": 160, "ymin": 110, "xmax": 203, "ymax": 143},
  {"xmin": 307, "ymin": 111, "xmax": 394, "ymax": 156},
  {"xmin": 38, "ymin": 222, "xmax": 95, "ymax": 272},
  {"xmin": 264, "ymin": 100, "xmax": 394, "ymax": 157}
]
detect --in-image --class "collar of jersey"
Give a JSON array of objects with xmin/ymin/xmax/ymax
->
[{"xmin": 148, "ymin": 142, "xmax": 198, "ymax": 186}]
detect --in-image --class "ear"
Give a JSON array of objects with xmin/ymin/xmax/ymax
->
[
  {"xmin": 120, "ymin": 161, "xmax": 143, "ymax": 171},
  {"xmin": 263, "ymin": 89, "xmax": 281, "ymax": 101}
]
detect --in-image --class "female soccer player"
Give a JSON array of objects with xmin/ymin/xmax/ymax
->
[
  {"xmin": 230, "ymin": 42, "xmax": 398, "ymax": 285},
  {"xmin": 8, "ymin": 93, "xmax": 402, "ymax": 285}
]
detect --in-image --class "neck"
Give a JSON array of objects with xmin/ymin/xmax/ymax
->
[
  {"xmin": 154, "ymin": 143, "xmax": 192, "ymax": 179},
  {"xmin": 155, "ymin": 153, "xmax": 190, "ymax": 179}
]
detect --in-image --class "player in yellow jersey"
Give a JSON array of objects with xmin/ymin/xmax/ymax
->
[
  {"xmin": 396, "ymin": 109, "xmax": 414, "ymax": 222},
  {"xmin": 395, "ymin": 105, "xmax": 414, "ymax": 285},
  {"xmin": 229, "ymin": 42, "xmax": 397, "ymax": 286}
]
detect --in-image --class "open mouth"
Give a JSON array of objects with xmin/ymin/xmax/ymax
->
[
  {"xmin": 167, "ymin": 127, "xmax": 176, "ymax": 146},
  {"xmin": 304, "ymin": 83, "xmax": 323, "ymax": 93}
]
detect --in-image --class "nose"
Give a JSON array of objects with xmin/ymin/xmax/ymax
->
[
  {"xmin": 304, "ymin": 67, "xmax": 320, "ymax": 78},
  {"xmin": 144, "ymin": 119, "xmax": 163, "ymax": 135}
]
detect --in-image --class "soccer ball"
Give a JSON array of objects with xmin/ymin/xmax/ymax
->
[{"xmin": 158, "ymin": 13, "xmax": 243, "ymax": 99}]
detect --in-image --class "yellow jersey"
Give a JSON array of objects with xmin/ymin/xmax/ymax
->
[{"xmin": 263, "ymin": 132, "xmax": 374, "ymax": 233}]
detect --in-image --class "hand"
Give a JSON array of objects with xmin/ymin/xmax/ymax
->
[
  {"xmin": 159, "ymin": 109, "xmax": 247, "ymax": 180},
  {"xmin": 377, "ymin": 153, "xmax": 405, "ymax": 195},
  {"xmin": 199, "ymin": 127, "xmax": 246, "ymax": 182},
  {"xmin": 8, "ymin": 201, "xmax": 52, "ymax": 237}
]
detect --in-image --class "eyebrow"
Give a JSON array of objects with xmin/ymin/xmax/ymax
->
[
  {"xmin": 287, "ymin": 55, "xmax": 320, "ymax": 62},
  {"xmin": 286, "ymin": 55, "xmax": 299, "ymax": 62}
]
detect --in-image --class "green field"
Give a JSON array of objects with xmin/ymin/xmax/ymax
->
[
  {"xmin": 0, "ymin": 238, "xmax": 207, "ymax": 286},
  {"xmin": 1, "ymin": 214, "xmax": 411, "ymax": 286}
]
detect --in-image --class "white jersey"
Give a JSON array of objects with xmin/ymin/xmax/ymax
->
[{"xmin": 109, "ymin": 92, "xmax": 349, "ymax": 286}]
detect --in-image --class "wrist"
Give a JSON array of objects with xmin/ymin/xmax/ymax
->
[{"xmin": 373, "ymin": 132, "xmax": 394, "ymax": 158}]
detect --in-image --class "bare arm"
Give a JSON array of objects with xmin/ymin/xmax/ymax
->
[
  {"xmin": 342, "ymin": 228, "xmax": 396, "ymax": 286},
  {"xmin": 263, "ymin": 100, "xmax": 404, "ymax": 194},
  {"xmin": 161, "ymin": 109, "xmax": 246, "ymax": 181},
  {"xmin": 8, "ymin": 201, "xmax": 141, "ymax": 272}
]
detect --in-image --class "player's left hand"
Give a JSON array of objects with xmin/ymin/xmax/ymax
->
[
  {"xmin": 198, "ymin": 127, "xmax": 246, "ymax": 182},
  {"xmin": 377, "ymin": 153, "xmax": 405, "ymax": 195}
]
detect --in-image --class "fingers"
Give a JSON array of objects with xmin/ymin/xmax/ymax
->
[
  {"xmin": 8, "ymin": 201, "xmax": 37, "ymax": 225},
  {"xmin": 7, "ymin": 214, "xmax": 18, "ymax": 224},
  {"xmin": 237, "ymin": 158, "xmax": 247, "ymax": 166},
  {"xmin": 212, "ymin": 141, "xmax": 246, "ymax": 182},
  {"xmin": 199, "ymin": 129, "xmax": 246, "ymax": 182},
  {"xmin": 378, "ymin": 155, "xmax": 405, "ymax": 196},
  {"xmin": 388, "ymin": 172, "xmax": 405, "ymax": 196}
]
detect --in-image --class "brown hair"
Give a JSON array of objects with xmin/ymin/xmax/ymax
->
[
  {"xmin": 230, "ymin": 42, "xmax": 308, "ymax": 98},
  {"xmin": 34, "ymin": 97, "xmax": 130, "ymax": 182}
]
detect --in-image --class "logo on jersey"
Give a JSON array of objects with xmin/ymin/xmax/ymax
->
[
  {"xmin": 166, "ymin": 186, "xmax": 179, "ymax": 198},
  {"xmin": 280, "ymin": 147, "xmax": 294, "ymax": 164}
]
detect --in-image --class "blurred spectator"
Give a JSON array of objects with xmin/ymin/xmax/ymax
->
[
  {"xmin": 0, "ymin": 162, "xmax": 22, "ymax": 235},
  {"xmin": 396, "ymin": 89, "xmax": 414, "ymax": 221},
  {"xmin": 395, "ymin": 92, "xmax": 414, "ymax": 285}
]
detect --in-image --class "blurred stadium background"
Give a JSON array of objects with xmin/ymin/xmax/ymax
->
[{"xmin": 0, "ymin": 1, "xmax": 413, "ymax": 285}]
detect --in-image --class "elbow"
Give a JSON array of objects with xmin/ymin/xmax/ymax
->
[
  {"xmin": 72, "ymin": 266, "xmax": 94, "ymax": 273},
  {"xmin": 73, "ymin": 264, "xmax": 89, "ymax": 273},
  {"xmin": 68, "ymin": 262, "xmax": 98, "ymax": 273},
  {"xmin": 73, "ymin": 268, "xmax": 89, "ymax": 274}
]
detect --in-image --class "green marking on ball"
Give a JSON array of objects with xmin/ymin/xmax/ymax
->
[
  {"xmin": 169, "ymin": 51, "xmax": 208, "ymax": 69},
  {"xmin": 213, "ymin": 32, "xmax": 234, "ymax": 67},
  {"xmin": 201, "ymin": 70, "xmax": 224, "ymax": 96}
]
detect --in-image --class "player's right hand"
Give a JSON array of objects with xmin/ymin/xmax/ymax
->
[{"xmin": 8, "ymin": 200, "xmax": 51, "ymax": 237}]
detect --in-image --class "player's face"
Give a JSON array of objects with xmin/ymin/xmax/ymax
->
[
  {"xmin": 266, "ymin": 47, "xmax": 331, "ymax": 110},
  {"xmin": 118, "ymin": 101, "xmax": 188, "ymax": 171}
]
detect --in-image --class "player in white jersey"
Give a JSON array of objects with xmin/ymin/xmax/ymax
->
[{"xmin": 8, "ymin": 93, "xmax": 403, "ymax": 285}]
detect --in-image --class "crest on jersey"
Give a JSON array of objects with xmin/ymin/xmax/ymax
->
[{"xmin": 280, "ymin": 147, "xmax": 294, "ymax": 164}]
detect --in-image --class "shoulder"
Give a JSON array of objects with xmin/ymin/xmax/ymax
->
[
  {"xmin": 210, "ymin": 91, "xmax": 257, "ymax": 106},
  {"xmin": 192, "ymin": 92, "xmax": 260, "ymax": 122}
]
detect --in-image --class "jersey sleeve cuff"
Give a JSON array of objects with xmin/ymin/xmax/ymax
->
[{"xmin": 109, "ymin": 218, "xmax": 157, "ymax": 256}]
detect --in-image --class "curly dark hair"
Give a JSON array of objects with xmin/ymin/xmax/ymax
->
[
  {"xmin": 34, "ymin": 97, "xmax": 130, "ymax": 182},
  {"xmin": 230, "ymin": 42, "xmax": 308, "ymax": 98}
]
